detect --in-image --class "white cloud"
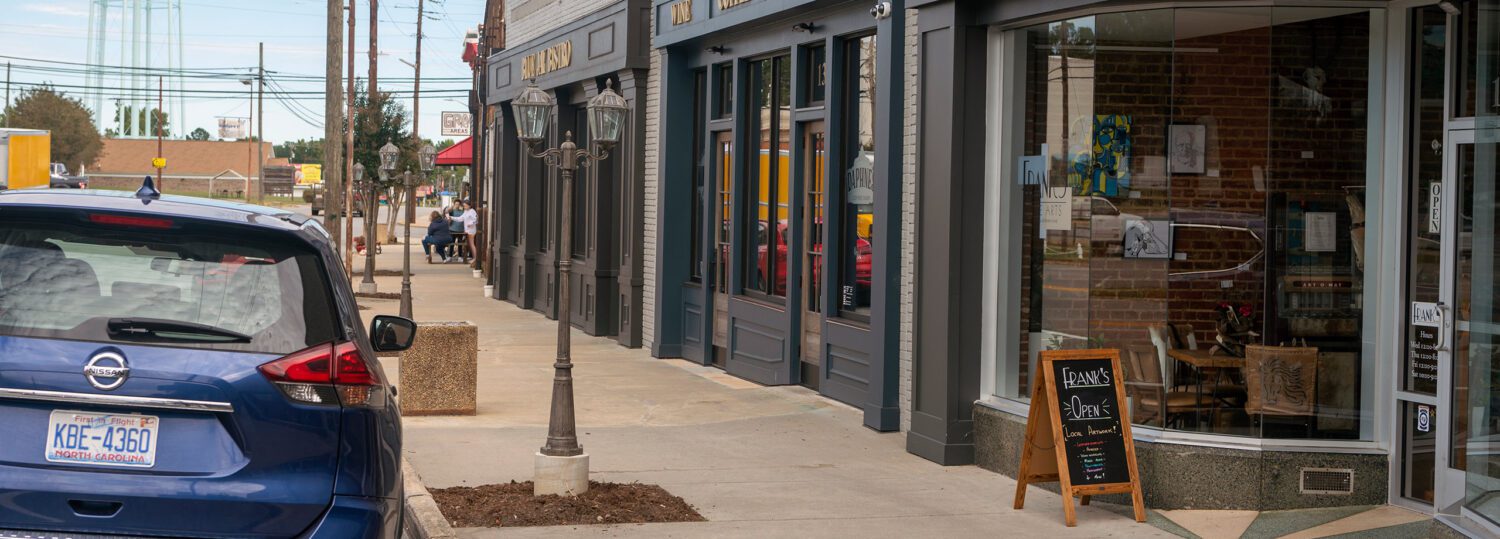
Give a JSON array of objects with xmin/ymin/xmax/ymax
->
[{"xmin": 22, "ymin": 4, "xmax": 91, "ymax": 18}]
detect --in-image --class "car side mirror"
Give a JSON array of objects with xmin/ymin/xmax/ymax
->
[{"xmin": 370, "ymin": 315, "xmax": 417, "ymax": 352}]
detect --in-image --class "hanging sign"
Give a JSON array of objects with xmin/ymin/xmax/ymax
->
[
  {"xmin": 1014, "ymin": 349, "xmax": 1145, "ymax": 527},
  {"xmin": 218, "ymin": 118, "xmax": 247, "ymax": 139},
  {"xmin": 441, "ymin": 112, "xmax": 473, "ymax": 137},
  {"xmin": 1429, "ymin": 182, "xmax": 1442, "ymax": 234},
  {"xmin": 848, "ymin": 152, "xmax": 875, "ymax": 205}
]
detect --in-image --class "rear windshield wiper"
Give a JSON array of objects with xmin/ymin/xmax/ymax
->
[{"xmin": 107, "ymin": 318, "xmax": 253, "ymax": 344}]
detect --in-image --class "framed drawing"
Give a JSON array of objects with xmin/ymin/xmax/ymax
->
[
  {"xmin": 1169, "ymin": 124, "xmax": 1206, "ymax": 174},
  {"xmin": 1123, "ymin": 219, "xmax": 1172, "ymax": 259}
]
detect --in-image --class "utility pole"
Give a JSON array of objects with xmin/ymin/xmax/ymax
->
[
  {"xmin": 257, "ymin": 42, "xmax": 266, "ymax": 205},
  {"xmin": 155, "ymin": 77, "xmax": 163, "ymax": 180},
  {"xmin": 324, "ymin": 0, "xmax": 345, "ymax": 254},
  {"xmin": 399, "ymin": 0, "xmax": 424, "ymax": 318},
  {"xmin": 4, "ymin": 62, "xmax": 10, "ymax": 127},
  {"xmin": 368, "ymin": 0, "xmax": 381, "ymax": 250},
  {"xmin": 369, "ymin": 0, "xmax": 378, "ymax": 94},
  {"xmin": 343, "ymin": 1, "xmax": 355, "ymax": 279},
  {"xmin": 345, "ymin": 0, "xmax": 358, "ymax": 276}
]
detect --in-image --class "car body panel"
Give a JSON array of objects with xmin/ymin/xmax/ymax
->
[{"xmin": 0, "ymin": 190, "xmax": 400, "ymax": 538}]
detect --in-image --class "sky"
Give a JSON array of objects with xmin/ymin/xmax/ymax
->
[{"xmin": 1, "ymin": 0, "xmax": 485, "ymax": 147}]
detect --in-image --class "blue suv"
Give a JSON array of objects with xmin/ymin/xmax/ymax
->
[{"xmin": 0, "ymin": 183, "xmax": 412, "ymax": 538}]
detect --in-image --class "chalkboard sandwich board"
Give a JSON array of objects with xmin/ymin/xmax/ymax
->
[{"xmin": 1012, "ymin": 349, "xmax": 1145, "ymax": 527}]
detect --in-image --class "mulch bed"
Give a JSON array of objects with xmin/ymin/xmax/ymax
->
[
  {"xmin": 430, "ymin": 481, "xmax": 705, "ymax": 528},
  {"xmin": 354, "ymin": 291, "xmax": 401, "ymax": 299},
  {"xmin": 351, "ymin": 269, "xmax": 405, "ymax": 277}
]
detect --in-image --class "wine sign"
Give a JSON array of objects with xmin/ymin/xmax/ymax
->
[{"xmin": 1013, "ymin": 349, "xmax": 1144, "ymax": 527}]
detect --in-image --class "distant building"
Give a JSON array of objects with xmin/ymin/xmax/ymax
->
[{"xmin": 88, "ymin": 138, "xmax": 287, "ymax": 196}]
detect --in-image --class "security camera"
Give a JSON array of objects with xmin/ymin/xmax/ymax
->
[{"xmin": 870, "ymin": 1, "xmax": 891, "ymax": 19}]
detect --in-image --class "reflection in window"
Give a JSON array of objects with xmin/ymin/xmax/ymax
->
[
  {"xmin": 806, "ymin": 129, "xmax": 826, "ymax": 313},
  {"xmin": 715, "ymin": 133, "xmax": 733, "ymax": 293},
  {"xmin": 743, "ymin": 55, "xmax": 791, "ymax": 299},
  {"xmin": 838, "ymin": 35, "xmax": 877, "ymax": 319},
  {"xmin": 1006, "ymin": 8, "xmax": 1373, "ymax": 440}
]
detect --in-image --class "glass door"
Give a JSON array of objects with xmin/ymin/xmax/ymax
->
[
  {"xmin": 1457, "ymin": 130, "xmax": 1500, "ymax": 525},
  {"xmin": 800, "ymin": 122, "xmax": 826, "ymax": 388}
]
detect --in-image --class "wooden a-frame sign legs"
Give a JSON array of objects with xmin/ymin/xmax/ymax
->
[{"xmin": 1012, "ymin": 349, "xmax": 1146, "ymax": 527}]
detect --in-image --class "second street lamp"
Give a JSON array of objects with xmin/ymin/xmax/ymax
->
[
  {"xmin": 399, "ymin": 143, "xmax": 437, "ymax": 318},
  {"xmin": 513, "ymin": 79, "xmax": 628, "ymax": 497}
]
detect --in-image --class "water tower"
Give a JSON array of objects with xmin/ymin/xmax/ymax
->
[{"xmin": 84, "ymin": 0, "xmax": 186, "ymax": 138}]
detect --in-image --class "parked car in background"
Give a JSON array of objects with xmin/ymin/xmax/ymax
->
[
  {"xmin": 48, "ymin": 163, "xmax": 87, "ymax": 189},
  {"xmin": 305, "ymin": 184, "xmax": 365, "ymax": 217},
  {"xmin": 0, "ymin": 186, "xmax": 414, "ymax": 538}
]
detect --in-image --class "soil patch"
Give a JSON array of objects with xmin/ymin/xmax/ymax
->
[
  {"xmin": 430, "ymin": 481, "xmax": 705, "ymax": 528},
  {"xmin": 352, "ymin": 269, "xmax": 405, "ymax": 277},
  {"xmin": 355, "ymin": 291, "xmax": 401, "ymax": 300}
]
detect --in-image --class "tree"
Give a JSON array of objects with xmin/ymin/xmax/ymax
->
[
  {"xmin": 188, "ymin": 128, "xmax": 211, "ymax": 141},
  {"xmin": 352, "ymin": 83, "xmax": 418, "ymax": 242},
  {"xmin": 5, "ymin": 86, "xmax": 103, "ymax": 174},
  {"xmin": 275, "ymin": 138, "xmax": 325, "ymax": 164}
]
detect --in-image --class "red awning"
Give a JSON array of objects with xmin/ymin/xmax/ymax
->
[
  {"xmin": 462, "ymin": 41, "xmax": 480, "ymax": 66},
  {"xmin": 434, "ymin": 136, "xmax": 472, "ymax": 166}
]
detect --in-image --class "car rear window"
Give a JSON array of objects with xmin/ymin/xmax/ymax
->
[{"xmin": 0, "ymin": 210, "xmax": 339, "ymax": 355}]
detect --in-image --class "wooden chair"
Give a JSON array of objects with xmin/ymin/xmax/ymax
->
[
  {"xmin": 1121, "ymin": 347, "xmax": 1213, "ymax": 429},
  {"xmin": 1244, "ymin": 344, "xmax": 1319, "ymax": 436}
]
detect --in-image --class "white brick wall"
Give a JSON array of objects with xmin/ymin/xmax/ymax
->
[
  {"xmin": 898, "ymin": 9, "xmax": 918, "ymax": 434},
  {"xmin": 505, "ymin": 0, "xmax": 616, "ymax": 50},
  {"xmin": 642, "ymin": 15, "xmax": 661, "ymax": 352}
]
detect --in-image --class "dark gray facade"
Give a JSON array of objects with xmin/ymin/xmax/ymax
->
[
  {"xmin": 485, "ymin": 0, "xmax": 652, "ymax": 347},
  {"xmin": 649, "ymin": 0, "xmax": 905, "ymax": 430}
]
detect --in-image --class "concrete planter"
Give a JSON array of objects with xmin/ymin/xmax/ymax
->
[{"xmin": 398, "ymin": 321, "xmax": 478, "ymax": 416}]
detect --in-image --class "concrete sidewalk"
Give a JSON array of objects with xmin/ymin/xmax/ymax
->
[{"xmin": 346, "ymin": 226, "xmax": 1168, "ymax": 538}]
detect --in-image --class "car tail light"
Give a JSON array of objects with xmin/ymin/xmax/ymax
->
[
  {"xmin": 259, "ymin": 342, "xmax": 383, "ymax": 407},
  {"xmin": 89, "ymin": 213, "xmax": 174, "ymax": 229}
]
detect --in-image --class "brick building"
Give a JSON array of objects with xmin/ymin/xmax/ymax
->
[
  {"xmin": 902, "ymin": 0, "xmax": 1500, "ymax": 535},
  {"xmin": 88, "ymin": 138, "xmax": 282, "ymax": 195}
]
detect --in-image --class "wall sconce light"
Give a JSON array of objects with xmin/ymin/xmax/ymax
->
[
  {"xmin": 1439, "ymin": 0, "xmax": 1461, "ymax": 15},
  {"xmin": 705, "ymin": 45, "xmax": 727, "ymax": 55},
  {"xmin": 792, "ymin": 22, "xmax": 817, "ymax": 33}
]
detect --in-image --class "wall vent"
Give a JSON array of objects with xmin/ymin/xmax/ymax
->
[{"xmin": 1300, "ymin": 468, "xmax": 1354, "ymax": 495}]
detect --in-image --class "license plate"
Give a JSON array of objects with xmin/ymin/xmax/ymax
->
[{"xmin": 45, "ymin": 410, "xmax": 159, "ymax": 468}]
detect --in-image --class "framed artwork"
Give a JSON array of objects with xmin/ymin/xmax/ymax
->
[
  {"xmin": 1123, "ymin": 219, "xmax": 1172, "ymax": 259},
  {"xmin": 1168, "ymin": 124, "xmax": 1206, "ymax": 175},
  {"xmin": 1069, "ymin": 114, "xmax": 1132, "ymax": 196}
]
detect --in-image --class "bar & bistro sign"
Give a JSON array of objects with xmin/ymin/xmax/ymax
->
[{"xmin": 522, "ymin": 40, "xmax": 573, "ymax": 80}]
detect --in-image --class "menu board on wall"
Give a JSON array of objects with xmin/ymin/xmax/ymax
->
[{"xmin": 1013, "ymin": 349, "xmax": 1145, "ymax": 527}]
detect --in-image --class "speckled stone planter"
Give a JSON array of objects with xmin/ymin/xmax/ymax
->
[{"xmin": 399, "ymin": 322, "xmax": 478, "ymax": 416}]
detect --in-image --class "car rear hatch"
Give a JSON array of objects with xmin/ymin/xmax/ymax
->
[{"xmin": 0, "ymin": 207, "xmax": 359, "ymax": 538}]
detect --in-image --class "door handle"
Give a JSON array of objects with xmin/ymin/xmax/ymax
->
[
  {"xmin": 1436, "ymin": 302, "xmax": 1451, "ymax": 352},
  {"xmin": 69, "ymin": 499, "xmax": 123, "ymax": 518}
]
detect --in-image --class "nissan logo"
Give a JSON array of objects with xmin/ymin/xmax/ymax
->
[{"xmin": 84, "ymin": 352, "xmax": 130, "ymax": 391}]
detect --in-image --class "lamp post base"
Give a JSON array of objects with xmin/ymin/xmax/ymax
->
[
  {"xmin": 533, "ymin": 452, "xmax": 589, "ymax": 496},
  {"xmin": 359, "ymin": 282, "xmax": 379, "ymax": 294}
]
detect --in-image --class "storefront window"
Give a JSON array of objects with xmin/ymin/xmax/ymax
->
[
  {"xmin": 743, "ymin": 55, "xmax": 791, "ymax": 299},
  {"xmin": 691, "ymin": 70, "xmax": 708, "ymax": 283},
  {"xmin": 1001, "ymin": 7, "xmax": 1375, "ymax": 440},
  {"xmin": 1463, "ymin": 0, "xmax": 1500, "ymax": 524},
  {"xmin": 838, "ymin": 35, "xmax": 876, "ymax": 319},
  {"xmin": 715, "ymin": 63, "xmax": 734, "ymax": 119}
]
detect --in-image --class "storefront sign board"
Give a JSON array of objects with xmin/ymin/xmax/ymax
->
[{"xmin": 1014, "ymin": 349, "xmax": 1145, "ymax": 527}]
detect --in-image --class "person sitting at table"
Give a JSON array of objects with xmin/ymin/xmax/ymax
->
[{"xmin": 422, "ymin": 210, "xmax": 455, "ymax": 263}]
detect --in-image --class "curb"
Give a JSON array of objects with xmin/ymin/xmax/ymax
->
[{"xmin": 403, "ymin": 458, "xmax": 458, "ymax": 539}]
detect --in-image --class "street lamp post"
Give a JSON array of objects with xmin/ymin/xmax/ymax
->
[
  {"xmin": 399, "ymin": 143, "xmax": 437, "ymax": 318},
  {"xmin": 512, "ymin": 79, "xmax": 627, "ymax": 497}
]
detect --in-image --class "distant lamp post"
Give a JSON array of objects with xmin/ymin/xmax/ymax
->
[
  {"xmin": 513, "ymin": 79, "xmax": 627, "ymax": 497},
  {"xmin": 398, "ymin": 143, "xmax": 438, "ymax": 318},
  {"xmin": 361, "ymin": 142, "xmax": 400, "ymax": 294}
]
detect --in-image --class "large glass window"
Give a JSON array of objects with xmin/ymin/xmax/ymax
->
[
  {"xmin": 837, "ymin": 35, "xmax": 877, "ymax": 319},
  {"xmin": 690, "ymin": 70, "xmax": 708, "ymax": 283},
  {"xmin": 743, "ymin": 55, "xmax": 791, "ymax": 299},
  {"xmin": 1001, "ymin": 7, "xmax": 1375, "ymax": 440},
  {"xmin": 1463, "ymin": 0, "xmax": 1500, "ymax": 523}
]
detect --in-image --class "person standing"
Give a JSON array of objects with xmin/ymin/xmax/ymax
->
[{"xmin": 455, "ymin": 199, "xmax": 479, "ymax": 266}]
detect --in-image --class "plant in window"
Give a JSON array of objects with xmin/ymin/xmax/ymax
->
[{"xmin": 1211, "ymin": 302, "xmax": 1259, "ymax": 358}]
